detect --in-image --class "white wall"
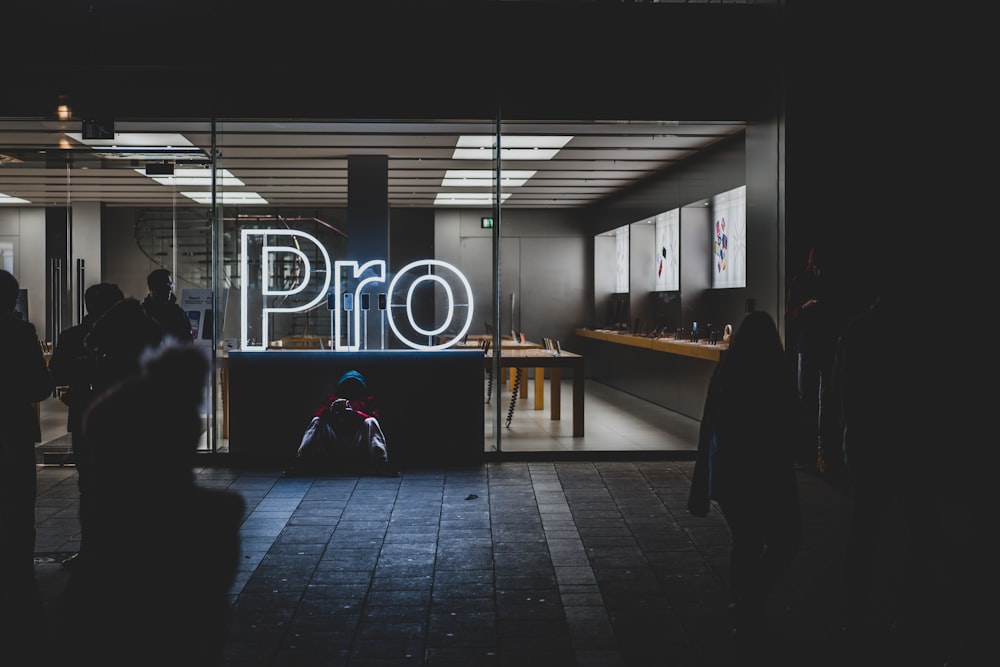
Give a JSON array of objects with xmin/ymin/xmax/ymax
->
[
  {"xmin": 0, "ymin": 207, "xmax": 46, "ymax": 336},
  {"xmin": 71, "ymin": 202, "xmax": 103, "ymax": 320},
  {"xmin": 0, "ymin": 203, "xmax": 106, "ymax": 341}
]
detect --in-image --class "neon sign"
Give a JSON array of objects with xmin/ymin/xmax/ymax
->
[{"xmin": 240, "ymin": 229, "xmax": 474, "ymax": 351}]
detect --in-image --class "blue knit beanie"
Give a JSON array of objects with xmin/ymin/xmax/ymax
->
[{"xmin": 337, "ymin": 370, "xmax": 367, "ymax": 398}]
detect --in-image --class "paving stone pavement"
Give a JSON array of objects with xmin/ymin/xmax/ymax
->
[{"xmin": 30, "ymin": 459, "xmax": 981, "ymax": 666}]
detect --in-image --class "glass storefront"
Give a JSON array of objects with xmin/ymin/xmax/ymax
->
[{"xmin": 1, "ymin": 115, "xmax": 770, "ymax": 463}]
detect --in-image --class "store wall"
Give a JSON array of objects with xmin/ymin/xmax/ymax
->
[
  {"xmin": 434, "ymin": 209, "xmax": 589, "ymax": 347},
  {"xmin": 0, "ymin": 208, "xmax": 45, "ymax": 335},
  {"xmin": 102, "ymin": 207, "xmax": 201, "ymax": 302},
  {"xmin": 587, "ymin": 134, "xmax": 763, "ymax": 336}
]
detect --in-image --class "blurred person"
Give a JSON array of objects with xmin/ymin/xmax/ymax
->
[
  {"xmin": 688, "ymin": 310, "xmax": 802, "ymax": 657},
  {"xmin": 47, "ymin": 281, "xmax": 124, "ymax": 569},
  {"xmin": 64, "ymin": 342, "xmax": 244, "ymax": 665},
  {"xmin": 85, "ymin": 296, "xmax": 165, "ymax": 397},
  {"xmin": 832, "ymin": 264, "xmax": 953, "ymax": 666},
  {"xmin": 786, "ymin": 244, "xmax": 844, "ymax": 474},
  {"xmin": 0, "ymin": 269, "xmax": 55, "ymax": 643}
]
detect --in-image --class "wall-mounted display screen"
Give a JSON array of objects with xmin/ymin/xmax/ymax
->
[
  {"xmin": 649, "ymin": 290, "xmax": 681, "ymax": 332},
  {"xmin": 615, "ymin": 225, "xmax": 629, "ymax": 293},
  {"xmin": 606, "ymin": 292, "xmax": 630, "ymax": 330},
  {"xmin": 653, "ymin": 209, "xmax": 679, "ymax": 291},
  {"xmin": 711, "ymin": 185, "xmax": 747, "ymax": 289}
]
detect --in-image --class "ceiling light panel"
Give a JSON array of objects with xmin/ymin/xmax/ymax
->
[
  {"xmin": 453, "ymin": 135, "xmax": 573, "ymax": 161},
  {"xmin": 456, "ymin": 135, "xmax": 573, "ymax": 149},
  {"xmin": 182, "ymin": 191, "xmax": 268, "ymax": 205},
  {"xmin": 441, "ymin": 170, "xmax": 536, "ymax": 187},
  {"xmin": 135, "ymin": 167, "xmax": 244, "ymax": 187},
  {"xmin": 65, "ymin": 132, "xmax": 207, "ymax": 161},
  {"xmin": 0, "ymin": 193, "xmax": 31, "ymax": 204},
  {"xmin": 434, "ymin": 192, "xmax": 511, "ymax": 206},
  {"xmin": 66, "ymin": 132, "xmax": 195, "ymax": 148}
]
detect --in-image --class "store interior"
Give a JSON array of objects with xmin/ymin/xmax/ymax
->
[{"xmin": 2, "ymin": 116, "xmax": 765, "ymax": 461}]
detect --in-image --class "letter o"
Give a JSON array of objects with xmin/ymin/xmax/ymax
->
[{"xmin": 385, "ymin": 259, "xmax": 474, "ymax": 350}]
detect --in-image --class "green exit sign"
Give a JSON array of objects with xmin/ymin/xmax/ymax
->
[{"xmin": 481, "ymin": 217, "xmax": 493, "ymax": 229}]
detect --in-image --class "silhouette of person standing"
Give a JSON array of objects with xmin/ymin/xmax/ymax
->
[
  {"xmin": 49, "ymin": 281, "xmax": 125, "ymax": 445},
  {"xmin": 0, "ymin": 269, "xmax": 55, "ymax": 642},
  {"xmin": 786, "ymin": 245, "xmax": 843, "ymax": 473},
  {"xmin": 47, "ymin": 281, "xmax": 124, "ymax": 569},
  {"xmin": 84, "ymin": 296, "xmax": 165, "ymax": 398},
  {"xmin": 688, "ymin": 311, "xmax": 802, "ymax": 656},
  {"xmin": 141, "ymin": 268, "xmax": 194, "ymax": 343},
  {"xmin": 65, "ymin": 342, "xmax": 244, "ymax": 665},
  {"xmin": 833, "ymin": 270, "xmax": 949, "ymax": 664}
]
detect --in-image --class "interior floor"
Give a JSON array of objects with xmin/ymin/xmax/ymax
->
[{"xmin": 37, "ymin": 377, "xmax": 701, "ymax": 463}]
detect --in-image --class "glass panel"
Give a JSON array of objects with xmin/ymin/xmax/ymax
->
[
  {"xmin": 0, "ymin": 115, "xmax": 755, "ymax": 462},
  {"xmin": 212, "ymin": 118, "xmax": 501, "ymax": 459}
]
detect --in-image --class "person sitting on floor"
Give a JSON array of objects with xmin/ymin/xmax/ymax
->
[{"xmin": 285, "ymin": 369, "xmax": 393, "ymax": 476}]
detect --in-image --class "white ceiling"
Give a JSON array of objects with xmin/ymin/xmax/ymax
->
[{"xmin": 0, "ymin": 118, "xmax": 745, "ymax": 210}]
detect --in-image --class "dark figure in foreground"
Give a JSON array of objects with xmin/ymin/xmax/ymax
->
[
  {"xmin": 0, "ymin": 269, "xmax": 55, "ymax": 645},
  {"xmin": 63, "ymin": 342, "xmax": 244, "ymax": 665},
  {"xmin": 786, "ymin": 245, "xmax": 842, "ymax": 473},
  {"xmin": 141, "ymin": 267, "xmax": 194, "ymax": 343},
  {"xmin": 833, "ymin": 279, "xmax": 953, "ymax": 666},
  {"xmin": 84, "ymin": 296, "xmax": 166, "ymax": 396},
  {"xmin": 47, "ymin": 281, "xmax": 124, "ymax": 568},
  {"xmin": 688, "ymin": 310, "xmax": 802, "ymax": 656},
  {"xmin": 286, "ymin": 369, "xmax": 392, "ymax": 475}
]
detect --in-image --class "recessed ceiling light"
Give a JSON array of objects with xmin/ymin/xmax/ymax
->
[
  {"xmin": 441, "ymin": 170, "xmax": 536, "ymax": 187},
  {"xmin": 66, "ymin": 132, "xmax": 193, "ymax": 148},
  {"xmin": 65, "ymin": 132, "xmax": 207, "ymax": 161},
  {"xmin": 0, "ymin": 193, "xmax": 31, "ymax": 204},
  {"xmin": 453, "ymin": 135, "xmax": 572, "ymax": 161},
  {"xmin": 433, "ymin": 192, "xmax": 511, "ymax": 206},
  {"xmin": 457, "ymin": 135, "xmax": 573, "ymax": 149},
  {"xmin": 182, "ymin": 191, "xmax": 268, "ymax": 205},
  {"xmin": 135, "ymin": 167, "xmax": 244, "ymax": 187}
]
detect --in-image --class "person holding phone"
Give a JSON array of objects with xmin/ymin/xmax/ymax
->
[{"xmin": 141, "ymin": 268, "xmax": 194, "ymax": 343}]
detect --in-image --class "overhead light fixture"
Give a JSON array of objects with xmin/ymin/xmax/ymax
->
[
  {"xmin": 0, "ymin": 193, "xmax": 31, "ymax": 204},
  {"xmin": 452, "ymin": 135, "xmax": 572, "ymax": 161},
  {"xmin": 182, "ymin": 191, "xmax": 268, "ymax": 205},
  {"xmin": 441, "ymin": 169, "xmax": 536, "ymax": 187},
  {"xmin": 135, "ymin": 167, "xmax": 244, "ymax": 187},
  {"xmin": 434, "ymin": 192, "xmax": 511, "ymax": 206},
  {"xmin": 56, "ymin": 95, "xmax": 71, "ymax": 121},
  {"xmin": 65, "ymin": 132, "xmax": 207, "ymax": 161}
]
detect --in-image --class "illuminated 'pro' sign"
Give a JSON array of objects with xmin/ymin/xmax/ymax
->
[{"xmin": 240, "ymin": 229, "xmax": 474, "ymax": 351}]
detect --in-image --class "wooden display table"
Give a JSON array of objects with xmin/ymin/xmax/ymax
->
[
  {"xmin": 451, "ymin": 337, "xmax": 545, "ymax": 400},
  {"xmin": 486, "ymin": 348, "xmax": 585, "ymax": 437}
]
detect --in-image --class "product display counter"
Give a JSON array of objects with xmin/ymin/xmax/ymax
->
[
  {"xmin": 574, "ymin": 328, "xmax": 723, "ymax": 420},
  {"xmin": 226, "ymin": 350, "xmax": 484, "ymax": 467},
  {"xmin": 575, "ymin": 328, "xmax": 727, "ymax": 361}
]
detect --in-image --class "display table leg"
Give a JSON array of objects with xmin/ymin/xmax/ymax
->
[
  {"xmin": 534, "ymin": 369, "xmax": 545, "ymax": 410},
  {"xmin": 550, "ymin": 368, "xmax": 561, "ymax": 421},
  {"xmin": 572, "ymin": 369, "xmax": 584, "ymax": 437}
]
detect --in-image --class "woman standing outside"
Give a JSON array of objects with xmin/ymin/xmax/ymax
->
[{"xmin": 688, "ymin": 311, "xmax": 803, "ymax": 654}]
